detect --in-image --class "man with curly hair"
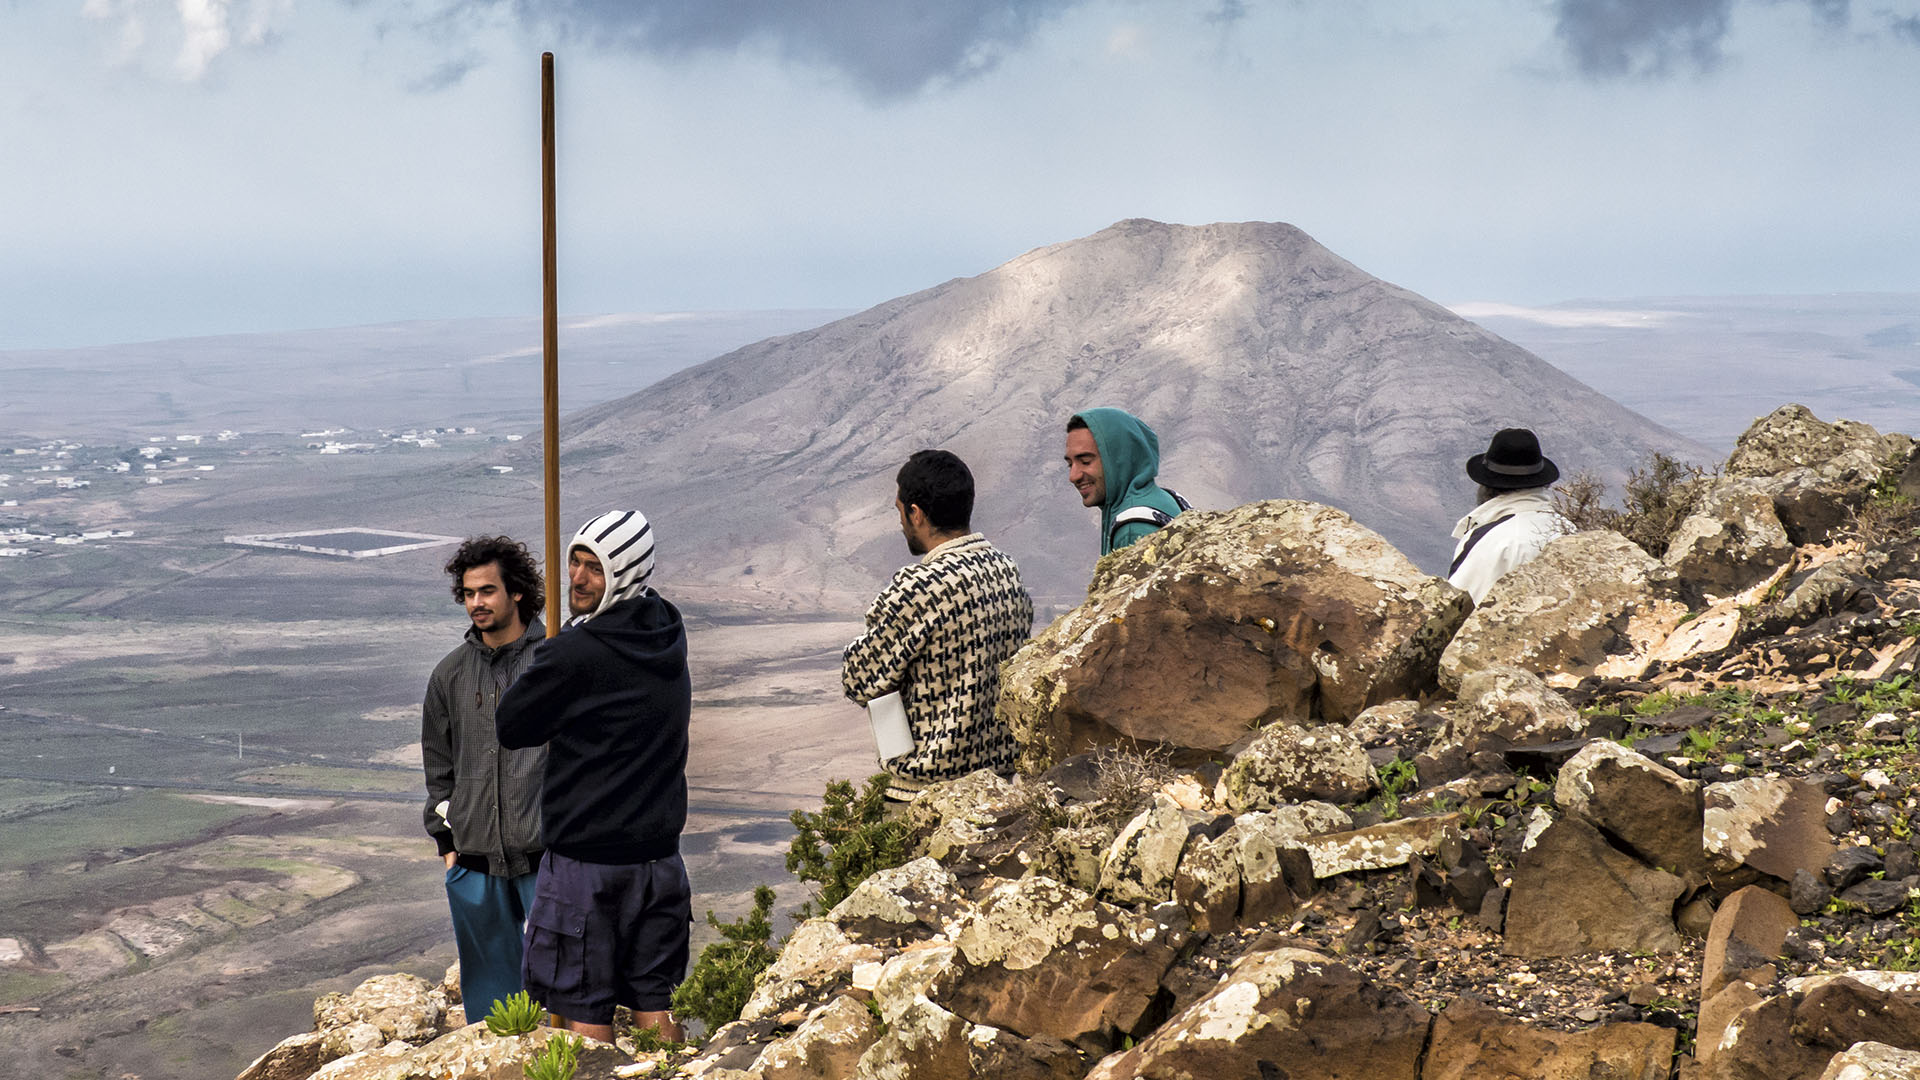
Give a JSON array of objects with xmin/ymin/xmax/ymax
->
[{"xmin": 422, "ymin": 534, "xmax": 547, "ymax": 1017}]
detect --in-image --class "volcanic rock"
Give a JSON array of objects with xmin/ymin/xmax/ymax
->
[
  {"xmin": 1438, "ymin": 531, "xmax": 1689, "ymax": 689},
  {"xmin": 1554, "ymin": 739, "xmax": 1706, "ymax": 875},
  {"xmin": 945, "ymin": 875, "xmax": 1181, "ymax": 1049},
  {"xmin": 1702, "ymin": 886, "xmax": 1796, "ymax": 999},
  {"xmin": 1504, "ymin": 816, "xmax": 1685, "ymax": 957},
  {"xmin": 1424, "ymin": 998, "xmax": 1676, "ymax": 1080},
  {"xmin": 998, "ymin": 500, "xmax": 1470, "ymax": 772},
  {"xmin": 752, "ymin": 996, "xmax": 880, "ymax": 1080},
  {"xmin": 1725, "ymin": 405, "xmax": 1915, "ymax": 545},
  {"xmin": 1703, "ymin": 777, "xmax": 1836, "ymax": 881},
  {"xmin": 1665, "ymin": 479, "xmax": 1796, "ymax": 602},
  {"xmin": 1215, "ymin": 722, "xmax": 1377, "ymax": 812},
  {"xmin": 1080, "ymin": 948, "xmax": 1430, "ymax": 1080},
  {"xmin": 1814, "ymin": 1041, "xmax": 1920, "ymax": 1079}
]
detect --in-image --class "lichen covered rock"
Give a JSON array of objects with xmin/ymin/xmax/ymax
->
[{"xmin": 999, "ymin": 500, "xmax": 1470, "ymax": 772}]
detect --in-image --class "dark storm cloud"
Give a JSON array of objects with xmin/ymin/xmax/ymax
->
[
  {"xmin": 487, "ymin": 0, "xmax": 1090, "ymax": 100},
  {"xmin": 1549, "ymin": 0, "xmax": 1904, "ymax": 79},
  {"xmin": 1552, "ymin": 0, "xmax": 1735, "ymax": 77}
]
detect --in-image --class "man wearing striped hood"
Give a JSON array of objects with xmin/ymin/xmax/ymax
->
[{"xmin": 497, "ymin": 510, "xmax": 692, "ymax": 1043}]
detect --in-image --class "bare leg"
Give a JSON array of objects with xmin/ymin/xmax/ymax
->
[
  {"xmin": 546, "ymin": 1013, "xmax": 616, "ymax": 1044},
  {"xmin": 631, "ymin": 1010, "xmax": 684, "ymax": 1043}
]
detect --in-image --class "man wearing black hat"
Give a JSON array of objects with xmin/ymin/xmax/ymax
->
[{"xmin": 1447, "ymin": 428, "xmax": 1573, "ymax": 604}]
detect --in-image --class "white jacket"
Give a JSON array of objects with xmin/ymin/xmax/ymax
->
[{"xmin": 1446, "ymin": 489, "xmax": 1573, "ymax": 604}]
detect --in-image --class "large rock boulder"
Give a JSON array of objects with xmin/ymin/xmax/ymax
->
[
  {"xmin": 1664, "ymin": 478, "xmax": 1796, "ymax": 601},
  {"xmin": 1442, "ymin": 665, "xmax": 1588, "ymax": 751},
  {"xmin": 854, "ymin": 995, "xmax": 1086, "ymax": 1080},
  {"xmin": 998, "ymin": 500, "xmax": 1471, "ymax": 772},
  {"xmin": 1423, "ymin": 998, "xmax": 1676, "ymax": 1080},
  {"xmin": 1080, "ymin": 948, "xmax": 1431, "ymax": 1080},
  {"xmin": 827, "ymin": 857, "xmax": 969, "ymax": 945},
  {"xmin": 1439, "ymin": 531, "xmax": 1689, "ymax": 690},
  {"xmin": 1555, "ymin": 740, "xmax": 1705, "ymax": 876},
  {"xmin": 311, "ymin": 974, "xmax": 446, "ymax": 1060},
  {"xmin": 944, "ymin": 875, "xmax": 1182, "ymax": 1050},
  {"xmin": 752, "ymin": 995, "xmax": 882, "ymax": 1080},
  {"xmin": 235, "ymin": 1032, "xmax": 327, "ymax": 1080},
  {"xmin": 1702, "ymin": 886, "xmax": 1797, "ymax": 999},
  {"xmin": 1815, "ymin": 1042, "xmax": 1920, "ymax": 1079},
  {"xmin": 1703, "ymin": 777, "xmax": 1836, "ymax": 882},
  {"xmin": 1215, "ymin": 723, "xmax": 1377, "ymax": 812},
  {"xmin": 1724, "ymin": 405, "xmax": 1915, "ymax": 544},
  {"xmin": 1504, "ymin": 816, "xmax": 1685, "ymax": 957},
  {"xmin": 742, "ymin": 919, "xmax": 887, "ymax": 1022},
  {"xmin": 1097, "ymin": 792, "xmax": 1225, "ymax": 906},
  {"xmin": 1708, "ymin": 973, "xmax": 1920, "ymax": 1080},
  {"xmin": 1170, "ymin": 805, "xmax": 1340, "ymax": 932},
  {"xmin": 1300, "ymin": 814, "xmax": 1464, "ymax": 880},
  {"xmin": 309, "ymin": 1025, "xmax": 623, "ymax": 1080}
]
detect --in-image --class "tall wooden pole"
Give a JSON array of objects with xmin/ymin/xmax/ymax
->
[{"xmin": 541, "ymin": 52, "xmax": 562, "ymax": 638}]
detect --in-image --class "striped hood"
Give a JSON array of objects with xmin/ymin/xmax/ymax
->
[{"xmin": 568, "ymin": 509, "xmax": 656, "ymax": 625}]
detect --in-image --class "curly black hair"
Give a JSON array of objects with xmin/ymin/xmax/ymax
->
[{"xmin": 444, "ymin": 535, "xmax": 544, "ymax": 625}]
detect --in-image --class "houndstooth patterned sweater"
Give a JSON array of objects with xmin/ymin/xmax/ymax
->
[{"xmin": 842, "ymin": 533, "xmax": 1034, "ymax": 796}]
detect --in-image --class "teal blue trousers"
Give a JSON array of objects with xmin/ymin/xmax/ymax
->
[{"xmin": 445, "ymin": 863, "xmax": 539, "ymax": 1017}]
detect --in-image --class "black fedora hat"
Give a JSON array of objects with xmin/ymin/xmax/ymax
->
[{"xmin": 1466, "ymin": 428, "xmax": 1559, "ymax": 490}]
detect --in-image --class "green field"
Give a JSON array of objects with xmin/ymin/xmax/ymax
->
[{"xmin": 0, "ymin": 791, "xmax": 258, "ymax": 876}]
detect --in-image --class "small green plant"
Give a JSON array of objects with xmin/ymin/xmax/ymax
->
[
  {"xmin": 786, "ymin": 774, "xmax": 914, "ymax": 916},
  {"xmin": 524, "ymin": 1033, "xmax": 582, "ymax": 1080},
  {"xmin": 1376, "ymin": 759, "xmax": 1419, "ymax": 820},
  {"xmin": 865, "ymin": 998, "xmax": 888, "ymax": 1034},
  {"xmin": 627, "ymin": 1025, "xmax": 688, "ymax": 1054},
  {"xmin": 1880, "ymin": 939, "xmax": 1920, "ymax": 972},
  {"xmin": 1682, "ymin": 728, "xmax": 1723, "ymax": 761},
  {"xmin": 1633, "ymin": 691, "xmax": 1682, "ymax": 717},
  {"xmin": 671, "ymin": 885, "xmax": 780, "ymax": 1034},
  {"xmin": 485, "ymin": 991, "xmax": 547, "ymax": 1037}
]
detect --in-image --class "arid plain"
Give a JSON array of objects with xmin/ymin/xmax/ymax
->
[{"xmin": 0, "ymin": 314, "xmax": 876, "ymax": 1079}]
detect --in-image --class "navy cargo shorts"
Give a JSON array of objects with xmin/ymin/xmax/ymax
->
[{"xmin": 520, "ymin": 850, "xmax": 692, "ymax": 1024}]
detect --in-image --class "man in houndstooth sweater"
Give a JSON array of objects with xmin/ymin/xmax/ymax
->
[{"xmin": 842, "ymin": 450, "xmax": 1035, "ymax": 802}]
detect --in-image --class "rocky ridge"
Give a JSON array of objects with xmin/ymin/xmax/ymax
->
[{"xmin": 244, "ymin": 404, "xmax": 1920, "ymax": 1080}]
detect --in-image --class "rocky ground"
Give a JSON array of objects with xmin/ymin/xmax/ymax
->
[{"xmin": 238, "ymin": 404, "xmax": 1920, "ymax": 1080}]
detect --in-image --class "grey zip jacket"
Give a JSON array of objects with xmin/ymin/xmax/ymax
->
[{"xmin": 421, "ymin": 619, "xmax": 546, "ymax": 876}]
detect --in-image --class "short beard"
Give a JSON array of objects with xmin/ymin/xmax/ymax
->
[{"xmin": 905, "ymin": 533, "xmax": 927, "ymax": 557}]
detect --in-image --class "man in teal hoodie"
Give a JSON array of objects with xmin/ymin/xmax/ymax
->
[{"xmin": 1065, "ymin": 408, "xmax": 1188, "ymax": 556}]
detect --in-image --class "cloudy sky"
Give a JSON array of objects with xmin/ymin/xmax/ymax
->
[{"xmin": 4, "ymin": 0, "xmax": 1919, "ymax": 348}]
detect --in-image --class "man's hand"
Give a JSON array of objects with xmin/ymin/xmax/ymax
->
[{"xmin": 443, "ymin": 851, "xmax": 458, "ymax": 869}]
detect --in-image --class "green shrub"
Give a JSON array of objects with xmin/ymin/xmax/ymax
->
[
  {"xmin": 670, "ymin": 884, "xmax": 779, "ymax": 1033},
  {"xmin": 485, "ymin": 990, "xmax": 546, "ymax": 1037},
  {"xmin": 523, "ymin": 1032, "xmax": 581, "ymax": 1080},
  {"xmin": 785, "ymin": 774, "xmax": 913, "ymax": 916}
]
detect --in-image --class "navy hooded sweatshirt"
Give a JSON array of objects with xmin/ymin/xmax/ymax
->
[{"xmin": 495, "ymin": 591, "xmax": 690, "ymax": 864}]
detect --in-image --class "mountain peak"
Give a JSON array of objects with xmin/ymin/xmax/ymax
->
[{"xmin": 539, "ymin": 220, "xmax": 1704, "ymax": 605}]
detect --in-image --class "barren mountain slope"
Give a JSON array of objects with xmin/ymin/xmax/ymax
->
[{"xmin": 521, "ymin": 219, "xmax": 1707, "ymax": 602}]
